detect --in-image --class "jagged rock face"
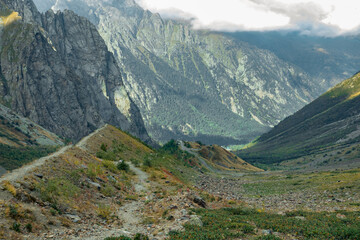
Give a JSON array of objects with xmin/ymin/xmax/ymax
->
[
  {"xmin": 0, "ymin": 0, "xmax": 151, "ymax": 144},
  {"xmin": 39, "ymin": 0, "xmax": 323, "ymax": 145},
  {"xmin": 1, "ymin": 0, "xmax": 41, "ymax": 24}
]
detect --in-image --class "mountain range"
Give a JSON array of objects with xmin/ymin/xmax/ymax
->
[{"xmin": 3, "ymin": 0, "xmax": 360, "ymax": 149}]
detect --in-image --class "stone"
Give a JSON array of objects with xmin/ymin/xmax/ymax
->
[
  {"xmin": 180, "ymin": 209, "xmax": 188, "ymax": 216},
  {"xmin": 34, "ymin": 173, "xmax": 43, "ymax": 179},
  {"xmin": 262, "ymin": 229, "xmax": 272, "ymax": 235},
  {"xmin": 188, "ymin": 215, "xmax": 203, "ymax": 227},
  {"xmin": 65, "ymin": 214, "xmax": 82, "ymax": 223},
  {"xmin": 336, "ymin": 214, "xmax": 346, "ymax": 219},
  {"xmin": 193, "ymin": 195, "xmax": 207, "ymax": 208},
  {"xmin": 86, "ymin": 179, "xmax": 101, "ymax": 190},
  {"xmin": 295, "ymin": 216, "xmax": 306, "ymax": 221},
  {"xmin": 169, "ymin": 205, "xmax": 178, "ymax": 210}
]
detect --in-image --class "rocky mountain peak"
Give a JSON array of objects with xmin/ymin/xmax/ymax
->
[{"xmin": 0, "ymin": 0, "xmax": 153, "ymax": 145}]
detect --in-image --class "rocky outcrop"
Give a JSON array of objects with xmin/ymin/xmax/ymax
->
[
  {"xmin": 0, "ymin": 0, "xmax": 152, "ymax": 144},
  {"xmin": 40, "ymin": 0, "xmax": 323, "ymax": 145},
  {"xmin": 0, "ymin": 104, "xmax": 64, "ymax": 147}
]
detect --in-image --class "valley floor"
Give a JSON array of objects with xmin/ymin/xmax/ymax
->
[
  {"xmin": 0, "ymin": 125, "xmax": 359, "ymax": 239},
  {"xmin": 196, "ymin": 169, "xmax": 360, "ymax": 212}
]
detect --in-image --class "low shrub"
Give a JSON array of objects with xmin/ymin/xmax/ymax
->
[{"xmin": 117, "ymin": 161, "xmax": 129, "ymax": 172}]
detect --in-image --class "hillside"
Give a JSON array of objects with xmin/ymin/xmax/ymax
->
[
  {"xmin": 228, "ymin": 31, "xmax": 360, "ymax": 89},
  {"xmin": 0, "ymin": 0, "xmax": 152, "ymax": 145},
  {"xmin": 0, "ymin": 124, "xmax": 239, "ymax": 239},
  {"xmin": 237, "ymin": 72, "xmax": 360, "ymax": 169},
  {"xmin": 182, "ymin": 141, "xmax": 262, "ymax": 172},
  {"xmin": 1, "ymin": 124, "xmax": 359, "ymax": 239},
  {"xmin": 0, "ymin": 104, "xmax": 63, "ymax": 171},
  {"xmin": 35, "ymin": 0, "xmax": 332, "ymax": 145}
]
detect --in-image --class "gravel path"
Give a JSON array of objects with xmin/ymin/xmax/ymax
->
[
  {"xmin": 76, "ymin": 124, "xmax": 107, "ymax": 151},
  {"xmin": 0, "ymin": 144, "xmax": 73, "ymax": 183}
]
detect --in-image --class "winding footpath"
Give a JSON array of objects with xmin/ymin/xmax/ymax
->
[{"xmin": 0, "ymin": 144, "xmax": 73, "ymax": 183}]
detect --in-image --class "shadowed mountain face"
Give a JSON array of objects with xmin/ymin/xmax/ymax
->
[
  {"xmin": 0, "ymin": 0, "xmax": 152, "ymax": 145},
  {"xmin": 237, "ymin": 72, "xmax": 360, "ymax": 165},
  {"xmin": 35, "ymin": 0, "xmax": 329, "ymax": 145}
]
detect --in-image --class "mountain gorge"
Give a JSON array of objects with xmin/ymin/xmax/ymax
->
[
  {"xmin": 0, "ymin": 0, "xmax": 152, "ymax": 144},
  {"xmin": 35, "ymin": 0, "xmax": 330, "ymax": 145}
]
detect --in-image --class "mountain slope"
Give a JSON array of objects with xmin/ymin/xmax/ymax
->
[
  {"xmin": 181, "ymin": 141, "xmax": 262, "ymax": 172},
  {"xmin": 237, "ymin": 72, "xmax": 360, "ymax": 166},
  {"xmin": 0, "ymin": 103, "xmax": 64, "ymax": 171},
  {"xmin": 0, "ymin": 0, "xmax": 152, "ymax": 145},
  {"xmin": 228, "ymin": 31, "xmax": 360, "ymax": 89},
  {"xmin": 38, "ymin": 0, "xmax": 325, "ymax": 145}
]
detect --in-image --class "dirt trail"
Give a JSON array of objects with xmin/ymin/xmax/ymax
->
[
  {"xmin": 116, "ymin": 162, "xmax": 149, "ymax": 235},
  {"xmin": 76, "ymin": 124, "xmax": 108, "ymax": 151},
  {"xmin": 0, "ymin": 145, "xmax": 73, "ymax": 183},
  {"xmin": 0, "ymin": 125, "xmax": 109, "ymax": 184},
  {"xmin": 72, "ymin": 162, "xmax": 152, "ymax": 240},
  {"xmin": 129, "ymin": 162, "xmax": 149, "ymax": 192}
]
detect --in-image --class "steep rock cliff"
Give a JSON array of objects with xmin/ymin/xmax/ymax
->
[{"xmin": 0, "ymin": 0, "xmax": 152, "ymax": 144}]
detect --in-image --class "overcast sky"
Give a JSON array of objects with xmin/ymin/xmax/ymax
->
[{"xmin": 135, "ymin": 0, "xmax": 360, "ymax": 36}]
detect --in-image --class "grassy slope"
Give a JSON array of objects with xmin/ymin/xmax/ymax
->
[
  {"xmin": 0, "ymin": 125, "xmax": 196, "ymax": 238},
  {"xmin": 2, "ymin": 124, "xmax": 360, "ymax": 239},
  {"xmin": 188, "ymin": 142, "xmax": 263, "ymax": 172},
  {"xmin": 0, "ymin": 104, "xmax": 64, "ymax": 170},
  {"xmin": 237, "ymin": 72, "xmax": 360, "ymax": 165},
  {"xmin": 170, "ymin": 207, "xmax": 360, "ymax": 240}
]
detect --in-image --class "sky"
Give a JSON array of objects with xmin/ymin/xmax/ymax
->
[{"xmin": 135, "ymin": 0, "xmax": 360, "ymax": 36}]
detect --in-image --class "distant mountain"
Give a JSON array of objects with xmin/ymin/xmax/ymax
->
[
  {"xmin": 228, "ymin": 31, "xmax": 360, "ymax": 89},
  {"xmin": 237, "ymin": 72, "xmax": 360, "ymax": 168},
  {"xmin": 37, "ymin": 0, "xmax": 328, "ymax": 145},
  {"xmin": 0, "ymin": 0, "xmax": 152, "ymax": 145}
]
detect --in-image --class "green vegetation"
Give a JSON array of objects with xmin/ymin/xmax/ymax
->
[
  {"xmin": 104, "ymin": 237, "xmax": 131, "ymax": 240},
  {"xmin": 25, "ymin": 223, "xmax": 32, "ymax": 232},
  {"xmin": 235, "ymin": 168, "xmax": 360, "ymax": 199},
  {"xmin": 142, "ymin": 157, "xmax": 152, "ymax": 168},
  {"xmin": 104, "ymin": 234, "xmax": 149, "ymax": 240},
  {"xmin": 96, "ymin": 140, "xmax": 133, "ymax": 161},
  {"xmin": 0, "ymin": 144, "xmax": 58, "ymax": 170},
  {"xmin": 37, "ymin": 178, "xmax": 80, "ymax": 205},
  {"xmin": 160, "ymin": 140, "xmax": 199, "ymax": 168},
  {"xmin": 169, "ymin": 207, "xmax": 360, "ymax": 240},
  {"xmin": 11, "ymin": 222, "xmax": 21, "ymax": 232},
  {"xmin": 117, "ymin": 161, "xmax": 130, "ymax": 172},
  {"xmin": 102, "ymin": 160, "xmax": 119, "ymax": 174},
  {"xmin": 238, "ymin": 73, "xmax": 360, "ymax": 165}
]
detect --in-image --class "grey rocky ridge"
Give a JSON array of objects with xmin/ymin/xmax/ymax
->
[
  {"xmin": 36, "ymin": 0, "xmax": 333, "ymax": 145},
  {"xmin": 0, "ymin": 0, "xmax": 152, "ymax": 144}
]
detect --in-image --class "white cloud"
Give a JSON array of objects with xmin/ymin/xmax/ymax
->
[{"xmin": 135, "ymin": 0, "xmax": 360, "ymax": 36}]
